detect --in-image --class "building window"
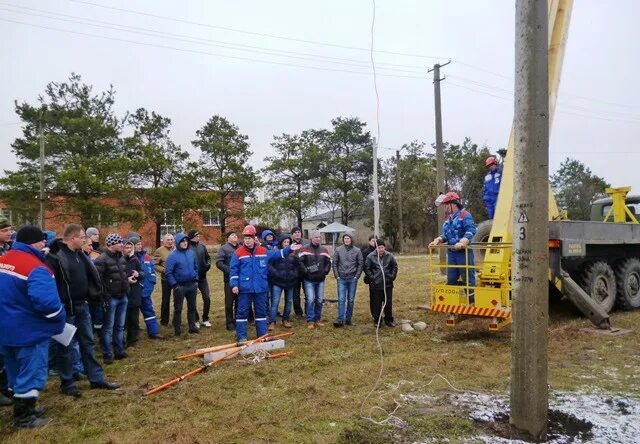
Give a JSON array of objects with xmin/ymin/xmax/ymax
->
[
  {"xmin": 201, "ymin": 210, "xmax": 220, "ymax": 227},
  {"xmin": 161, "ymin": 210, "xmax": 183, "ymax": 236}
]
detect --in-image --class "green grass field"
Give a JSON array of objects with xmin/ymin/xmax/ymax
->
[{"xmin": 2, "ymin": 255, "xmax": 639, "ymax": 443}]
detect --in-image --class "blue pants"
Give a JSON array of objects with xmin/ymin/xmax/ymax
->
[
  {"xmin": 270, "ymin": 285, "xmax": 293, "ymax": 323},
  {"xmin": 236, "ymin": 292, "xmax": 268, "ymax": 341},
  {"xmin": 89, "ymin": 303, "xmax": 104, "ymax": 330},
  {"xmin": 56, "ymin": 303, "xmax": 107, "ymax": 386},
  {"xmin": 0, "ymin": 340, "xmax": 49, "ymax": 399},
  {"xmin": 101, "ymin": 296, "xmax": 128, "ymax": 358},
  {"xmin": 485, "ymin": 201, "xmax": 496, "ymax": 219},
  {"xmin": 337, "ymin": 278, "xmax": 358, "ymax": 323},
  {"xmin": 174, "ymin": 283, "xmax": 198, "ymax": 334},
  {"xmin": 304, "ymin": 280, "xmax": 325, "ymax": 323},
  {"xmin": 447, "ymin": 249, "xmax": 476, "ymax": 287},
  {"xmin": 140, "ymin": 296, "xmax": 160, "ymax": 337}
]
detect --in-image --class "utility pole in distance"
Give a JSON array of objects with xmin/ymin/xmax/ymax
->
[
  {"xmin": 428, "ymin": 59, "xmax": 450, "ymax": 270},
  {"xmin": 511, "ymin": 0, "xmax": 549, "ymax": 439},
  {"xmin": 396, "ymin": 150, "xmax": 404, "ymax": 252},
  {"xmin": 38, "ymin": 120, "xmax": 46, "ymax": 230}
]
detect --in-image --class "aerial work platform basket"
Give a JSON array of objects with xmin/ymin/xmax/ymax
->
[{"xmin": 428, "ymin": 243, "xmax": 513, "ymax": 331}]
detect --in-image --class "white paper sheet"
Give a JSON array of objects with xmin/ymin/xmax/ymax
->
[{"xmin": 52, "ymin": 323, "xmax": 77, "ymax": 346}]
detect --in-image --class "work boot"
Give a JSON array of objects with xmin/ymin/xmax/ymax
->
[
  {"xmin": 0, "ymin": 392, "xmax": 12, "ymax": 407},
  {"xmin": 61, "ymin": 385, "xmax": 82, "ymax": 398},
  {"xmin": 13, "ymin": 398, "xmax": 52, "ymax": 429},
  {"xmin": 306, "ymin": 322, "xmax": 315, "ymax": 330},
  {"xmin": 315, "ymin": 320, "xmax": 326, "ymax": 327},
  {"xmin": 90, "ymin": 380, "xmax": 120, "ymax": 390},
  {"xmin": 333, "ymin": 321, "xmax": 344, "ymax": 328},
  {"xmin": 268, "ymin": 322, "xmax": 276, "ymax": 332},
  {"xmin": 282, "ymin": 320, "xmax": 292, "ymax": 329}
]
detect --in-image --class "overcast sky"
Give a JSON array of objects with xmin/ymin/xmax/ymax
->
[{"xmin": 1, "ymin": 0, "xmax": 639, "ymax": 191}]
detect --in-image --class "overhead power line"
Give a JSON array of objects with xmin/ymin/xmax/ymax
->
[
  {"xmin": 0, "ymin": 16, "xmax": 427, "ymax": 80},
  {"xmin": 446, "ymin": 81, "xmax": 640, "ymax": 124},
  {"xmin": 69, "ymin": 0, "xmax": 449, "ymax": 60},
  {"xmin": 0, "ymin": 3, "xmax": 433, "ymax": 74}
]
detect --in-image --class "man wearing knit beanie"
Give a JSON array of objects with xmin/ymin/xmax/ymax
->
[{"xmin": 0, "ymin": 225, "xmax": 65, "ymax": 428}]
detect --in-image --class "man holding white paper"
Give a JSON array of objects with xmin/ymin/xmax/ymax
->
[
  {"xmin": 47, "ymin": 224, "xmax": 120, "ymax": 397},
  {"xmin": 0, "ymin": 225, "xmax": 65, "ymax": 429}
]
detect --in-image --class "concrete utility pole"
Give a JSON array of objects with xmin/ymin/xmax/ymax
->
[
  {"xmin": 38, "ymin": 122, "xmax": 45, "ymax": 230},
  {"xmin": 429, "ymin": 60, "xmax": 450, "ymax": 269},
  {"xmin": 396, "ymin": 150, "xmax": 404, "ymax": 252},
  {"xmin": 511, "ymin": 0, "xmax": 549, "ymax": 439}
]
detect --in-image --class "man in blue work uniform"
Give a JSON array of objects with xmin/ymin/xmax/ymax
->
[
  {"xmin": 483, "ymin": 156, "xmax": 502, "ymax": 219},
  {"xmin": 230, "ymin": 225, "xmax": 300, "ymax": 341},
  {"xmin": 430, "ymin": 192, "xmax": 478, "ymax": 302},
  {"xmin": 0, "ymin": 225, "xmax": 66, "ymax": 429},
  {"xmin": 130, "ymin": 233, "xmax": 162, "ymax": 339}
]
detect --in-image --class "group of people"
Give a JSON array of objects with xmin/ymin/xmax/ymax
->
[{"xmin": 0, "ymin": 154, "xmax": 495, "ymax": 429}]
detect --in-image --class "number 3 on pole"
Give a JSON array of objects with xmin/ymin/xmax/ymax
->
[{"xmin": 519, "ymin": 226, "xmax": 526, "ymax": 240}]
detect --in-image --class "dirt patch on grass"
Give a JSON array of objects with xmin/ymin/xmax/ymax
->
[{"xmin": 475, "ymin": 409, "xmax": 593, "ymax": 442}]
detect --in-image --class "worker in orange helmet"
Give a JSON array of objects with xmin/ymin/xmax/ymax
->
[
  {"xmin": 483, "ymin": 156, "xmax": 502, "ymax": 219},
  {"xmin": 430, "ymin": 192, "xmax": 478, "ymax": 302},
  {"xmin": 229, "ymin": 225, "xmax": 301, "ymax": 341}
]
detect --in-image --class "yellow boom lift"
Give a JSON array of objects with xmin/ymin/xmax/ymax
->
[{"xmin": 429, "ymin": 0, "xmax": 640, "ymax": 330}]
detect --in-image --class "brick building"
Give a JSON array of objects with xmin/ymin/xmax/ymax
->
[{"xmin": 0, "ymin": 192, "xmax": 244, "ymax": 249}]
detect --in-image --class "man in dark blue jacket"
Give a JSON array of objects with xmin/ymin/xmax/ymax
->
[
  {"xmin": 267, "ymin": 233, "xmax": 299, "ymax": 330},
  {"xmin": 230, "ymin": 225, "xmax": 299, "ymax": 341},
  {"xmin": 166, "ymin": 233, "xmax": 199, "ymax": 336},
  {"xmin": 0, "ymin": 225, "xmax": 66, "ymax": 429}
]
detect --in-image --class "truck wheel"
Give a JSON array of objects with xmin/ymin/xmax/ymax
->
[
  {"xmin": 580, "ymin": 261, "xmax": 616, "ymax": 314},
  {"xmin": 615, "ymin": 258, "xmax": 640, "ymax": 310},
  {"xmin": 472, "ymin": 220, "xmax": 493, "ymax": 262}
]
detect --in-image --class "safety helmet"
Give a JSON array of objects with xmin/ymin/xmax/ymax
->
[
  {"xmin": 242, "ymin": 225, "xmax": 257, "ymax": 236},
  {"xmin": 440, "ymin": 191, "xmax": 461, "ymax": 206},
  {"xmin": 485, "ymin": 156, "xmax": 497, "ymax": 166}
]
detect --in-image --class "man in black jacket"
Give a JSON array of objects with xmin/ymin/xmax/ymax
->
[
  {"xmin": 299, "ymin": 230, "xmax": 331, "ymax": 329},
  {"xmin": 46, "ymin": 224, "xmax": 119, "ymax": 394},
  {"xmin": 215, "ymin": 231, "xmax": 239, "ymax": 331},
  {"xmin": 363, "ymin": 239, "xmax": 398, "ymax": 328},
  {"xmin": 188, "ymin": 230, "xmax": 212, "ymax": 328},
  {"xmin": 95, "ymin": 233, "xmax": 130, "ymax": 364}
]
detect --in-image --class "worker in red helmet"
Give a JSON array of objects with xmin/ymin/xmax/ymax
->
[
  {"xmin": 483, "ymin": 156, "xmax": 502, "ymax": 219},
  {"xmin": 229, "ymin": 225, "xmax": 301, "ymax": 341},
  {"xmin": 429, "ymin": 192, "xmax": 477, "ymax": 302}
]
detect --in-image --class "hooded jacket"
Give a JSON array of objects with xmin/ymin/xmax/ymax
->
[
  {"xmin": 261, "ymin": 230, "xmax": 278, "ymax": 250},
  {"xmin": 268, "ymin": 234, "xmax": 299, "ymax": 289},
  {"xmin": 95, "ymin": 248, "xmax": 130, "ymax": 299},
  {"xmin": 188, "ymin": 240, "xmax": 211, "ymax": 277},
  {"xmin": 165, "ymin": 233, "xmax": 198, "ymax": 288},
  {"xmin": 299, "ymin": 242, "xmax": 331, "ymax": 282},
  {"xmin": 230, "ymin": 242, "xmax": 292, "ymax": 294},
  {"xmin": 332, "ymin": 238, "xmax": 363, "ymax": 280},
  {"xmin": 0, "ymin": 242, "xmax": 66, "ymax": 346},
  {"xmin": 46, "ymin": 238, "xmax": 103, "ymax": 315},
  {"xmin": 364, "ymin": 250, "xmax": 398, "ymax": 289}
]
